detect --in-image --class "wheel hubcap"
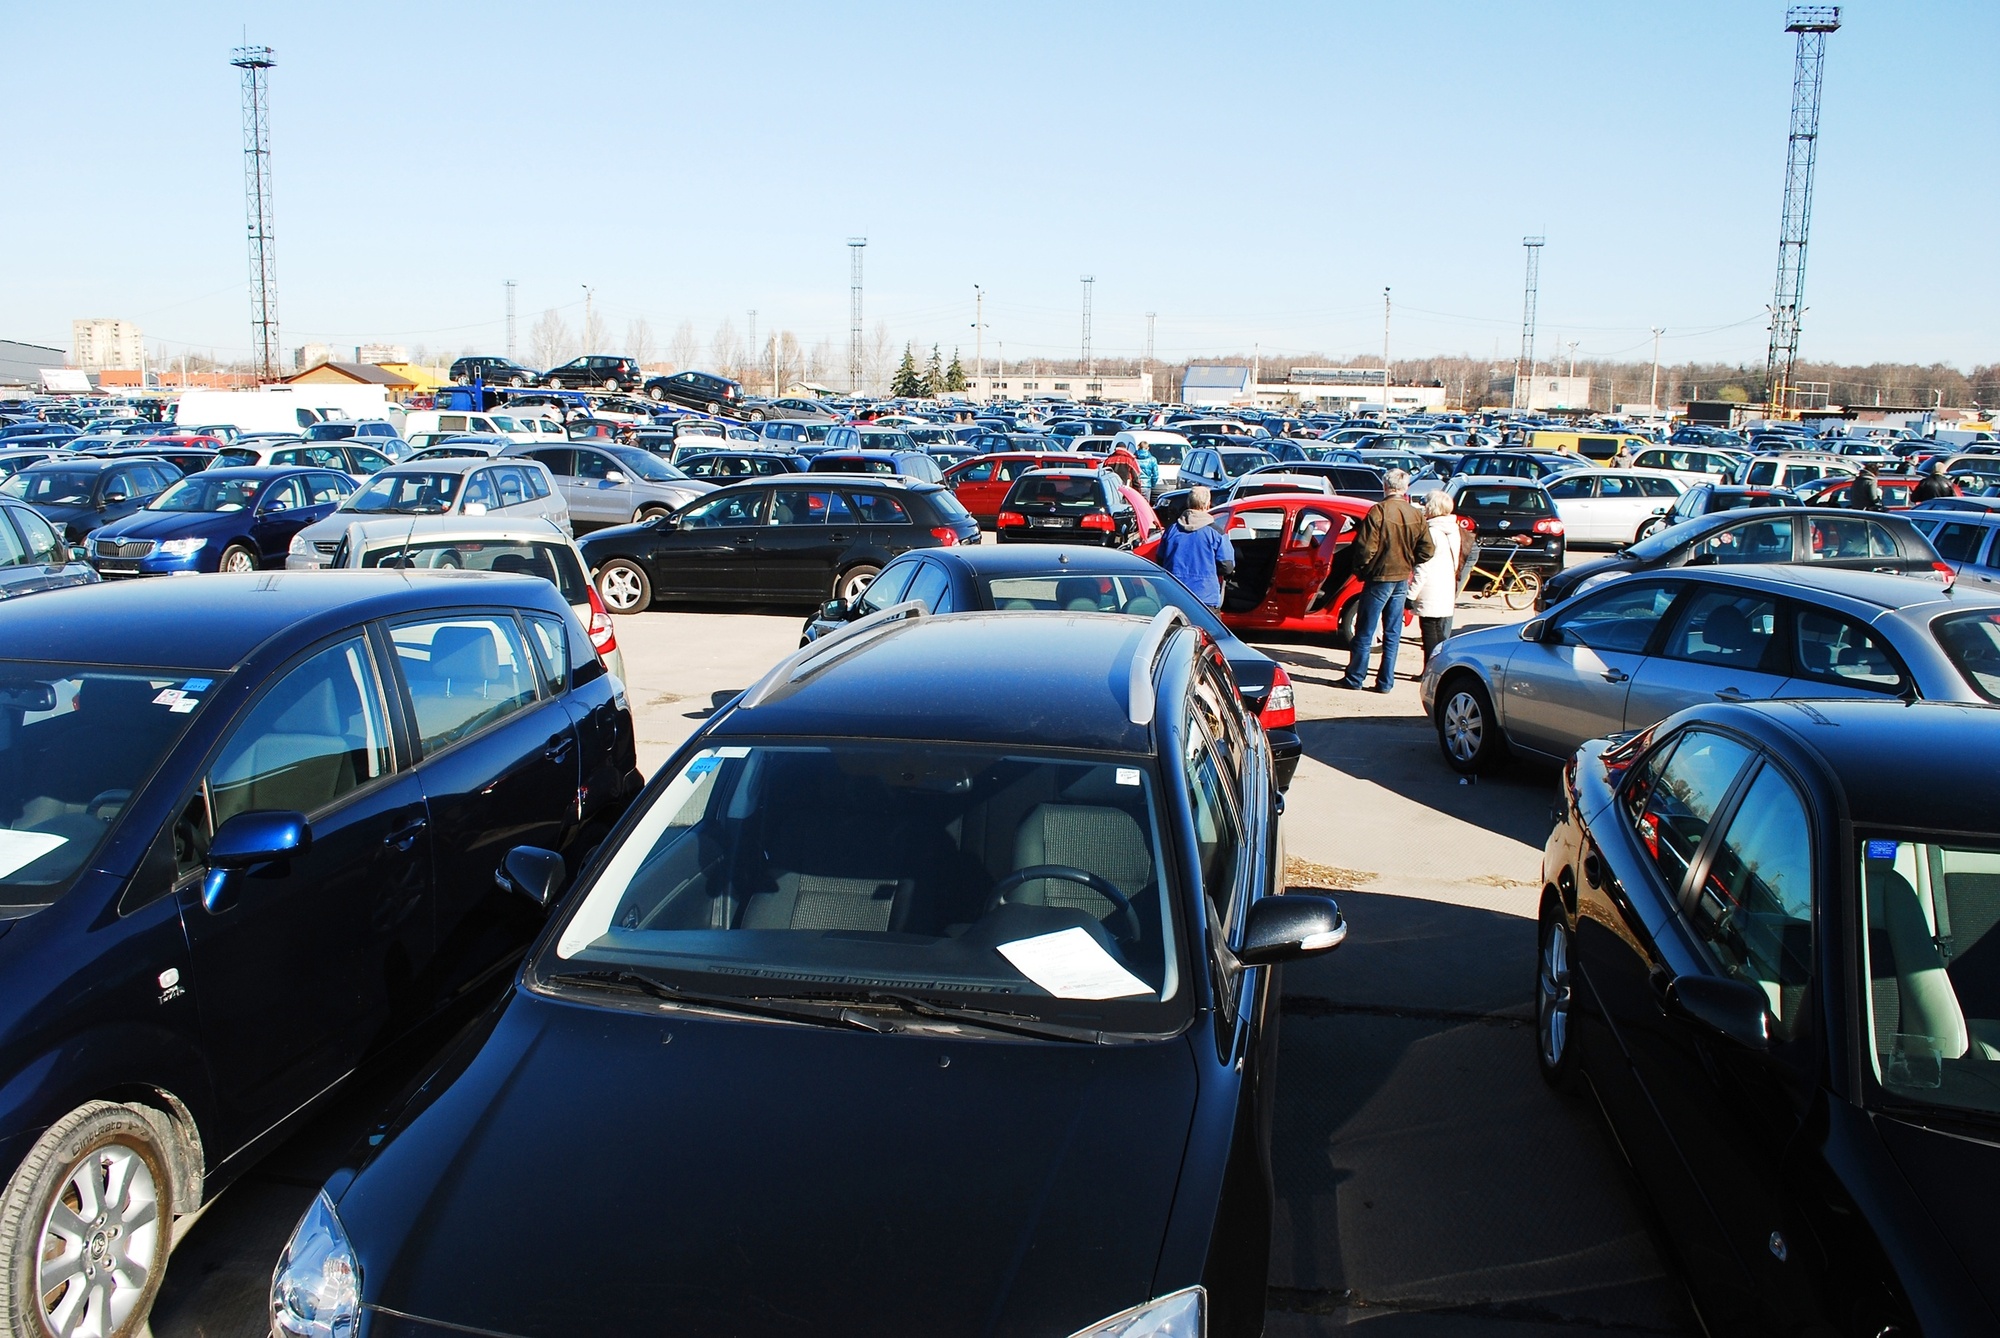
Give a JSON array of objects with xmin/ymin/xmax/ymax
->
[
  {"xmin": 842, "ymin": 571, "xmax": 874, "ymax": 600},
  {"xmin": 223, "ymin": 551, "xmax": 253, "ymax": 573},
  {"xmin": 1442, "ymin": 692, "xmax": 1483, "ymax": 762},
  {"xmin": 1539, "ymin": 920, "xmax": 1572, "ymax": 1067},
  {"xmin": 38, "ymin": 1144, "xmax": 160, "ymax": 1338},
  {"xmin": 603, "ymin": 568, "xmax": 641, "ymax": 610}
]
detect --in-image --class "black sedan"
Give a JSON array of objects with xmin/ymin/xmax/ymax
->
[
  {"xmin": 273, "ymin": 605, "xmax": 1342, "ymax": 1338},
  {"xmin": 1539, "ymin": 698, "xmax": 2000, "ymax": 1333},
  {"xmin": 1537, "ymin": 506, "xmax": 1948, "ymax": 610},
  {"xmin": 0, "ymin": 572, "xmax": 639, "ymax": 1338},
  {"xmin": 582, "ymin": 474, "xmax": 980, "ymax": 611},
  {"xmin": 995, "ymin": 468, "xmax": 1141, "ymax": 548},
  {"xmin": 801, "ymin": 543, "xmax": 1304, "ymax": 788},
  {"xmin": 0, "ymin": 455, "xmax": 181, "ymax": 545}
]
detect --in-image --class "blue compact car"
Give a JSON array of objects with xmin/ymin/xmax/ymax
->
[
  {"xmin": 87, "ymin": 466, "xmax": 355, "ymax": 576},
  {"xmin": 0, "ymin": 572, "xmax": 640, "ymax": 1337}
]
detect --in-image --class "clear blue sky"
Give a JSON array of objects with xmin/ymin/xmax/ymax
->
[{"xmin": 6, "ymin": 0, "xmax": 1995, "ymax": 370}]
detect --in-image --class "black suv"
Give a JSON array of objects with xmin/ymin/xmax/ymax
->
[
  {"xmin": 543, "ymin": 356, "xmax": 643, "ymax": 393},
  {"xmin": 449, "ymin": 355, "xmax": 541, "ymax": 387},
  {"xmin": 994, "ymin": 469, "xmax": 1141, "ymax": 549},
  {"xmin": 580, "ymin": 474, "xmax": 980, "ymax": 611},
  {"xmin": 643, "ymin": 369, "xmax": 750, "ymax": 418}
]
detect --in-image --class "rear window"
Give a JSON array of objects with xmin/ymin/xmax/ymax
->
[
  {"xmin": 359, "ymin": 538, "xmax": 587, "ymax": 605},
  {"xmin": 1933, "ymin": 610, "xmax": 2000, "ymax": 703},
  {"xmin": 1010, "ymin": 475, "xmax": 1104, "ymax": 508},
  {"xmin": 1456, "ymin": 485, "xmax": 1551, "ymax": 515}
]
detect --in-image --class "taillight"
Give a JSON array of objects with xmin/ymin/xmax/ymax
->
[
  {"xmin": 1261, "ymin": 664, "xmax": 1296, "ymax": 729},
  {"xmin": 929, "ymin": 526, "xmax": 959, "ymax": 546},
  {"xmin": 1533, "ymin": 518, "xmax": 1565, "ymax": 536},
  {"xmin": 1935, "ymin": 560, "xmax": 1957, "ymax": 589},
  {"xmin": 1080, "ymin": 512, "xmax": 1115, "ymax": 531},
  {"xmin": 1457, "ymin": 515, "xmax": 1475, "ymax": 533},
  {"xmin": 585, "ymin": 583, "xmax": 617, "ymax": 657},
  {"xmin": 997, "ymin": 510, "xmax": 1026, "ymax": 528}
]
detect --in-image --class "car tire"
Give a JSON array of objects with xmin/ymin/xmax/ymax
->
[
  {"xmin": 596, "ymin": 558, "xmax": 651, "ymax": 614},
  {"xmin": 0, "ymin": 1101, "xmax": 177, "ymax": 1338},
  {"xmin": 604, "ymin": 379, "xmax": 620, "ymax": 392},
  {"xmin": 648, "ymin": 386, "xmax": 665, "ymax": 402},
  {"xmin": 706, "ymin": 402, "xmax": 723, "ymax": 416},
  {"xmin": 217, "ymin": 542, "xmax": 258, "ymax": 574},
  {"xmin": 834, "ymin": 564, "xmax": 879, "ymax": 603},
  {"xmin": 1335, "ymin": 595, "xmax": 1362, "ymax": 648},
  {"xmin": 1537, "ymin": 898, "xmax": 1582, "ymax": 1093},
  {"xmin": 547, "ymin": 377, "xmax": 564, "ymax": 391},
  {"xmin": 1435, "ymin": 673, "xmax": 1504, "ymax": 774},
  {"xmin": 510, "ymin": 374, "xmax": 530, "ymax": 388},
  {"xmin": 1635, "ymin": 516, "xmax": 1667, "ymax": 542},
  {"xmin": 635, "ymin": 505, "xmax": 671, "ymax": 525},
  {"xmin": 747, "ymin": 409, "xmax": 764, "ymax": 421}
]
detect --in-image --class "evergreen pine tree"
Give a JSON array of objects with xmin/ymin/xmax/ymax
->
[
  {"xmin": 890, "ymin": 344, "xmax": 923, "ymax": 398},
  {"xmin": 923, "ymin": 344, "xmax": 945, "ymax": 396},
  {"xmin": 944, "ymin": 348, "xmax": 967, "ymax": 392}
]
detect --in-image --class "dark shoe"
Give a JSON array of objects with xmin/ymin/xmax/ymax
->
[
  {"xmin": 1370, "ymin": 682, "xmax": 1395, "ymax": 694},
  {"xmin": 1336, "ymin": 678, "xmax": 1365, "ymax": 691}
]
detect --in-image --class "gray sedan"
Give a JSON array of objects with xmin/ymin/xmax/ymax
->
[
  {"xmin": 506, "ymin": 442, "xmax": 713, "ymax": 533},
  {"xmin": 1421, "ymin": 565, "xmax": 1994, "ymax": 772}
]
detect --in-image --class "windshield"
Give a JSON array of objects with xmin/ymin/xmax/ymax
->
[
  {"xmin": 152, "ymin": 475, "xmax": 264, "ymax": 512},
  {"xmin": 1010, "ymin": 475, "xmax": 1101, "ymax": 508},
  {"xmin": 1934, "ymin": 610, "xmax": 2000, "ymax": 703},
  {"xmin": 605, "ymin": 446, "xmax": 685, "ymax": 482},
  {"xmin": 1219, "ymin": 451, "xmax": 1277, "ymax": 477},
  {"xmin": 982, "ymin": 571, "xmax": 1227, "ymax": 640},
  {"xmin": 545, "ymin": 743, "xmax": 1185, "ymax": 1033},
  {"xmin": 359, "ymin": 537, "xmax": 587, "ymax": 603},
  {"xmin": 1, "ymin": 470, "xmax": 97, "ymax": 505},
  {"xmin": 346, "ymin": 471, "xmax": 463, "ymax": 514},
  {"xmin": 0, "ymin": 664, "xmax": 221, "ymax": 910},
  {"xmin": 1863, "ymin": 836, "xmax": 2000, "ymax": 1116}
]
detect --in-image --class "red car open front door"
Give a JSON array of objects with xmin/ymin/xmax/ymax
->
[{"xmin": 1266, "ymin": 504, "xmax": 1355, "ymax": 620}]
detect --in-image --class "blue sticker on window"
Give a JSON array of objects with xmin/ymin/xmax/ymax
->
[
  {"xmin": 686, "ymin": 756, "xmax": 720, "ymax": 778},
  {"xmin": 1866, "ymin": 839, "xmax": 1900, "ymax": 861},
  {"xmin": 181, "ymin": 678, "xmax": 213, "ymax": 692}
]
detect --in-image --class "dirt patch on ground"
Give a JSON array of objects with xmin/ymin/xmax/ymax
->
[
  {"xmin": 1466, "ymin": 872, "xmax": 1538, "ymax": 890},
  {"xmin": 648, "ymin": 692, "xmax": 687, "ymax": 706},
  {"xmin": 1285, "ymin": 855, "xmax": 1379, "ymax": 890}
]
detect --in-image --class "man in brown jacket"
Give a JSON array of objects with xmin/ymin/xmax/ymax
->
[{"xmin": 1339, "ymin": 468, "xmax": 1436, "ymax": 692}]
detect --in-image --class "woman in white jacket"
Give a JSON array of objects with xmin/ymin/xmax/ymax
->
[{"xmin": 1409, "ymin": 491, "xmax": 1464, "ymax": 666}]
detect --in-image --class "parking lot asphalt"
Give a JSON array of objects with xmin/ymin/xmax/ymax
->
[{"xmin": 148, "ymin": 584, "xmax": 1696, "ymax": 1338}]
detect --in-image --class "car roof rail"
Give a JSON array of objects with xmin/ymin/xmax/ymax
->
[
  {"xmin": 738, "ymin": 599, "xmax": 928, "ymax": 710},
  {"xmin": 1127, "ymin": 605, "xmax": 1190, "ymax": 727}
]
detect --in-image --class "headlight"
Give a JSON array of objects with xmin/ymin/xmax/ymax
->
[
  {"xmin": 1068, "ymin": 1286, "xmax": 1204, "ymax": 1338},
  {"xmin": 158, "ymin": 537, "xmax": 207, "ymax": 557},
  {"xmin": 288, "ymin": 534, "xmax": 310, "ymax": 555},
  {"xmin": 270, "ymin": 1191, "xmax": 360, "ymax": 1338}
]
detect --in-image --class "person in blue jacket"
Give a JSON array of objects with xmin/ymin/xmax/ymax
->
[{"xmin": 1158, "ymin": 485, "xmax": 1235, "ymax": 609}]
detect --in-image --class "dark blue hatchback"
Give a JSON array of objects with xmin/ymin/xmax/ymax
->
[
  {"xmin": 87, "ymin": 466, "xmax": 356, "ymax": 576},
  {"xmin": 0, "ymin": 572, "xmax": 640, "ymax": 1336}
]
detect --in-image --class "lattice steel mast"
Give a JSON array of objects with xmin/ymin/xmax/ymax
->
[
  {"xmin": 1765, "ymin": 6, "xmax": 1840, "ymax": 414},
  {"xmin": 1512, "ymin": 236, "xmax": 1544, "ymax": 412},
  {"xmin": 1080, "ymin": 276, "xmax": 1095, "ymax": 375},
  {"xmin": 232, "ymin": 44, "xmax": 280, "ymax": 381},
  {"xmin": 847, "ymin": 238, "xmax": 867, "ymax": 393}
]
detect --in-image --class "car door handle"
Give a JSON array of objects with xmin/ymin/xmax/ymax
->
[
  {"xmin": 1601, "ymin": 668, "xmax": 1629, "ymax": 683},
  {"xmin": 384, "ymin": 816, "xmax": 427, "ymax": 850},
  {"xmin": 828, "ymin": 532, "xmax": 852, "ymax": 541},
  {"xmin": 1714, "ymin": 686, "xmax": 1748, "ymax": 702},
  {"xmin": 544, "ymin": 735, "xmax": 575, "ymax": 763},
  {"xmin": 733, "ymin": 533, "xmax": 756, "ymax": 544}
]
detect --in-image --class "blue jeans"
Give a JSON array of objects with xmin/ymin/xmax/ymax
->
[{"xmin": 1343, "ymin": 579, "xmax": 1409, "ymax": 688}]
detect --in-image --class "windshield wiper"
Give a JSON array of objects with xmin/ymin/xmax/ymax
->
[
  {"xmin": 541, "ymin": 970, "xmax": 892, "ymax": 1033},
  {"xmin": 775, "ymin": 988, "xmax": 1108, "ymax": 1044}
]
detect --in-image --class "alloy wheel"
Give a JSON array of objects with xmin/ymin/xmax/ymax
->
[
  {"xmin": 1538, "ymin": 916, "xmax": 1572, "ymax": 1069},
  {"xmin": 1441, "ymin": 690, "xmax": 1484, "ymax": 763},
  {"xmin": 219, "ymin": 546, "xmax": 257, "ymax": 574},
  {"xmin": 599, "ymin": 563, "xmax": 646, "ymax": 613},
  {"xmin": 36, "ymin": 1143, "xmax": 163, "ymax": 1338}
]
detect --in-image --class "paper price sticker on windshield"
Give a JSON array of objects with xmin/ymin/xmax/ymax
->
[
  {"xmin": 153, "ymin": 690, "xmax": 186, "ymax": 706},
  {"xmin": 998, "ymin": 927, "xmax": 1150, "ymax": 1001}
]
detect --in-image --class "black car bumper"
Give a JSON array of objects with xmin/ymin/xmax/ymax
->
[{"xmin": 1268, "ymin": 727, "xmax": 1301, "ymax": 791}]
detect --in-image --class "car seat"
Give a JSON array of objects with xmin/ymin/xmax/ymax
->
[
  {"xmin": 735, "ymin": 761, "xmax": 941, "ymax": 933},
  {"xmin": 212, "ymin": 677, "xmax": 358, "ymax": 819},
  {"xmin": 1008, "ymin": 793, "xmax": 1154, "ymax": 927},
  {"xmin": 1697, "ymin": 604, "xmax": 1755, "ymax": 660},
  {"xmin": 1056, "ymin": 576, "xmax": 1108, "ymax": 613},
  {"xmin": 1867, "ymin": 864, "xmax": 1998, "ymax": 1064}
]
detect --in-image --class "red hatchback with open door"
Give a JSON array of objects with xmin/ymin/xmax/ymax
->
[{"xmin": 1137, "ymin": 492, "xmax": 1407, "ymax": 645}]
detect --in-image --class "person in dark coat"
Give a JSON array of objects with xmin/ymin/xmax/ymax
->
[
  {"xmin": 1912, "ymin": 460, "xmax": 1959, "ymax": 503},
  {"xmin": 1338, "ymin": 469, "xmax": 1435, "ymax": 693},
  {"xmin": 1846, "ymin": 465, "xmax": 1883, "ymax": 511}
]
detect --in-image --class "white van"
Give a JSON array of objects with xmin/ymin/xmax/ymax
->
[
  {"xmin": 170, "ymin": 387, "xmax": 405, "ymax": 436},
  {"xmin": 402, "ymin": 409, "xmax": 507, "ymax": 441},
  {"xmin": 1112, "ymin": 430, "xmax": 1192, "ymax": 494}
]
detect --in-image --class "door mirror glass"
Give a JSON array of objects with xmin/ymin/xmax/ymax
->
[
  {"xmin": 499, "ymin": 844, "xmax": 565, "ymax": 908},
  {"xmin": 1662, "ymin": 974, "xmax": 1770, "ymax": 1050},
  {"xmin": 604, "ymin": 471, "xmax": 626, "ymax": 485},
  {"xmin": 202, "ymin": 810, "xmax": 312, "ymax": 914},
  {"xmin": 1521, "ymin": 618, "xmax": 1548, "ymax": 642},
  {"xmin": 821, "ymin": 598, "xmax": 849, "ymax": 621},
  {"xmin": 1237, "ymin": 893, "xmax": 1347, "ymax": 966},
  {"xmin": 463, "ymin": 501, "xmax": 487, "ymax": 515}
]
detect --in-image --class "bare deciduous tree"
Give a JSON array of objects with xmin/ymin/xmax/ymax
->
[
  {"xmin": 529, "ymin": 309, "xmax": 574, "ymax": 369},
  {"xmin": 625, "ymin": 318, "xmax": 656, "ymax": 369},
  {"xmin": 709, "ymin": 319, "xmax": 741, "ymax": 378},
  {"xmin": 668, "ymin": 321, "xmax": 699, "ymax": 371}
]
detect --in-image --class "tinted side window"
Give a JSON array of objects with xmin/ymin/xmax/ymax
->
[
  {"xmin": 1790, "ymin": 607, "xmax": 1907, "ymax": 694},
  {"xmin": 1660, "ymin": 587, "xmax": 1779, "ymax": 671},
  {"xmin": 1184, "ymin": 730, "xmax": 1242, "ymax": 923},
  {"xmin": 1689, "ymin": 764, "xmax": 1814, "ymax": 1040},
  {"xmin": 524, "ymin": 614, "xmax": 570, "ymax": 694},
  {"xmin": 903, "ymin": 561, "xmax": 951, "ymax": 614},
  {"xmin": 680, "ymin": 492, "xmax": 764, "ymax": 528},
  {"xmin": 0, "ymin": 514, "xmax": 27, "ymax": 566},
  {"xmin": 1692, "ymin": 516, "xmax": 1792, "ymax": 565},
  {"xmin": 845, "ymin": 492, "xmax": 909, "ymax": 524},
  {"xmin": 1553, "ymin": 582, "xmax": 1677, "ymax": 655},
  {"xmin": 1931, "ymin": 521, "xmax": 1987, "ymax": 563},
  {"xmin": 209, "ymin": 637, "xmax": 393, "ymax": 827},
  {"xmin": 391, "ymin": 616, "xmax": 541, "ymax": 754},
  {"xmin": 13, "ymin": 509, "xmax": 61, "ymax": 564},
  {"xmin": 526, "ymin": 448, "xmax": 575, "ymax": 477},
  {"xmin": 1623, "ymin": 729, "xmax": 1755, "ymax": 898},
  {"xmin": 855, "ymin": 558, "xmax": 919, "ymax": 613}
]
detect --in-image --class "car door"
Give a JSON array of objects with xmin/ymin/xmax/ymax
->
[
  {"xmin": 755, "ymin": 485, "xmax": 854, "ymax": 600},
  {"xmin": 1501, "ymin": 581, "xmax": 1678, "ymax": 757},
  {"xmin": 1269, "ymin": 504, "xmax": 1351, "ymax": 619},
  {"xmin": 523, "ymin": 446, "xmax": 581, "ymax": 519},
  {"xmin": 1591, "ymin": 473, "xmax": 1656, "ymax": 543},
  {"xmin": 247, "ymin": 475, "xmax": 313, "ymax": 565},
  {"xmin": 1801, "ymin": 514, "xmax": 1906, "ymax": 575},
  {"xmin": 837, "ymin": 487, "xmax": 912, "ymax": 574},
  {"xmin": 2, "ymin": 506, "xmax": 92, "ymax": 597},
  {"xmin": 571, "ymin": 447, "xmax": 636, "ymax": 528},
  {"xmin": 1624, "ymin": 583, "xmax": 1791, "ymax": 728},
  {"xmin": 1544, "ymin": 473, "xmax": 1599, "ymax": 541},
  {"xmin": 387, "ymin": 612, "xmax": 578, "ymax": 1001},
  {"xmin": 178, "ymin": 632, "xmax": 433, "ymax": 1147},
  {"xmin": 653, "ymin": 488, "xmax": 767, "ymax": 597}
]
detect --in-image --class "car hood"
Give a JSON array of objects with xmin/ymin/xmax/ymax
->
[
  {"xmin": 338, "ymin": 992, "xmax": 1198, "ymax": 1338},
  {"xmin": 1544, "ymin": 553, "xmax": 1638, "ymax": 599},
  {"xmin": 23, "ymin": 500, "xmax": 97, "ymax": 525},
  {"xmin": 94, "ymin": 510, "xmax": 234, "ymax": 541},
  {"xmin": 1874, "ymin": 1110, "xmax": 2000, "ymax": 1317}
]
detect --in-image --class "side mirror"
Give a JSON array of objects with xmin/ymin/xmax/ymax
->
[
  {"xmin": 652, "ymin": 511, "xmax": 678, "ymax": 529},
  {"xmin": 1237, "ymin": 893, "xmax": 1346, "ymax": 966},
  {"xmin": 496, "ymin": 845, "xmax": 565, "ymax": 908},
  {"xmin": 1520, "ymin": 617, "xmax": 1549, "ymax": 642},
  {"xmin": 203, "ymin": 810, "xmax": 311, "ymax": 914},
  {"xmin": 1662, "ymin": 974, "xmax": 1770, "ymax": 1051},
  {"xmin": 102, "ymin": 492, "xmax": 128, "ymax": 507},
  {"xmin": 463, "ymin": 501, "xmax": 488, "ymax": 516},
  {"xmin": 822, "ymin": 597, "xmax": 850, "ymax": 621},
  {"xmin": 68, "ymin": 545, "xmax": 88, "ymax": 563},
  {"xmin": 604, "ymin": 471, "xmax": 627, "ymax": 485}
]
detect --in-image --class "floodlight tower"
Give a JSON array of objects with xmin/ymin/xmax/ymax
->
[
  {"xmin": 1080, "ymin": 276, "xmax": 1095, "ymax": 376},
  {"xmin": 848, "ymin": 238, "xmax": 867, "ymax": 393},
  {"xmin": 1765, "ymin": 6, "xmax": 1840, "ymax": 415},
  {"xmin": 1512, "ymin": 236, "xmax": 1545, "ymax": 412},
  {"xmin": 232, "ymin": 44, "xmax": 280, "ymax": 380},
  {"xmin": 505, "ymin": 280, "xmax": 517, "ymax": 359}
]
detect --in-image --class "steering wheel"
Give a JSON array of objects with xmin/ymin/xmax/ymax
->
[
  {"xmin": 86, "ymin": 789, "xmax": 131, "ymax": 822},
  {"xmin": 987, "ymin": 864, "xmax": 1139, "ymax": 944}
]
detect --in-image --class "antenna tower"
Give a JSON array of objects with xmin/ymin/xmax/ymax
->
[
  {"xmin": 1766, "ymin": 6, "xmax": 1840, "ymax": 414},
  {"xmin": 505, "ymin": 280, "xmax": 517, "ymax": 359},
  {"xmin": 231, "ymin": 44, "xmax": 280, "ymax": 380},
  {"xmin": 1080, "ymin": 276, "xmax": 1095, "ymax": 375},
  {"xmin": 847, "ymin": 238, "xmax": 867, "ymax": 393},
  {"xmin": 1512, "ymin": 236, "xmax": 1545, "ymax": 411},
  {"xmin": 1143, "ymin": 312, "xmax": 1156, "ymax": 373}
]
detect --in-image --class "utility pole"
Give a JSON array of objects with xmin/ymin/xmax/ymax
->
[
  {"xmin": 1649, "ymin": 328, "xmax": 1664, "ymax": 410},
  {"xmin": 1143, "ymin": 312, "xmax": 1156, "ymax": 372},
  {"xmin": 581, "ymin": 285, "xmax": 594, "ymax": 348},
  {"xmin": 847, "ymin": 238, "xmax": 867, "ymax": 394},
  {"xmin": 1079, "ymin": 276, "xmax": 1095, "ymax": 376},
  {"xmin": 504, "ymin": 280, "xmax": 517, "ymax": 359},
  {"xmin": 971, "ymin": 285, "xmax": 985, "ymax": 387},
  {"xmin": 231, "ymin": 43, "xmax": 280, "ymax": 380},
  {"xmin": 1766, "ymin": 6, "xmax": 1840, "ymax": 415},
  {"xmin": 1382, "ymin": 286, "xmax": 1392, "ymax": 409},
  {"xmin": 1567, "ymin": 340, "xmax": 1579, "ymax": 379},
  {"xmin": 746, "ymin": 310, "xmax": 756, "ymax": 374},
  {"xmin": 1514, "ymin": 236, "xmax": 1545, "ymax": 412}
]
